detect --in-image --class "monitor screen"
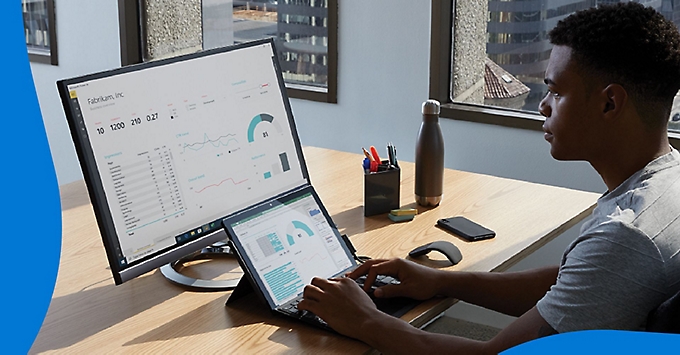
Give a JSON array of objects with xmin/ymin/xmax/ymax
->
[{"xmin": 58, "ymin": 39, "xmax": 309, "ymax": 285}]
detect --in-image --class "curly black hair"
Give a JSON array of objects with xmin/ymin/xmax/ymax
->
[{"xmin": 549, "ymin": 2, "xmax": 680, "ymax": 126}]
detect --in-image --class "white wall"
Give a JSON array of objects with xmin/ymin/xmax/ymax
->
[
  {"xmin": 31, "ymin": 0, "xmax": 121, "ymax": 185},
  {"xmin": 34, "ymin": 0, "xmax": 606, "ymax": 329}
]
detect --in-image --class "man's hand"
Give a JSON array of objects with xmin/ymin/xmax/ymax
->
[
  {"xmin": 297, "ymin": 261, "xmax": 560, "ymax": 354},
  {"xmin": 297, "ymin": 276, "xmax": 385, "ymax": 339},
  {"xmin": 348, "ymin": 258, "xmax": 443, "ymax": 300}
]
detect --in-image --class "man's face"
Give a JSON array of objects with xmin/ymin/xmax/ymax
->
[{"xmin": 539, "ymin": 46, "xmax": 602, "ymax": 161}]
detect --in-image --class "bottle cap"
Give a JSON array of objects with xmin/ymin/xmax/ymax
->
[{"xmin": 422, "ymin": 99, "xmax": 440, "ymax": 115}]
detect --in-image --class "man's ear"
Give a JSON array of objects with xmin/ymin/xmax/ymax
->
[{"xmin": 602, "ymin": 84, "xmax": 628, "ymax": 119}]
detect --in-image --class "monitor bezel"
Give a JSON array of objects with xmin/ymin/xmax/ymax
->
[{"xmin": 57, "ymin": 38, "xmax": 310, "ymax": 285}]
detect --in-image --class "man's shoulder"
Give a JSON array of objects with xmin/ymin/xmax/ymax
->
[
  {"xmin": 539, "ymin": 217, "xmax": 669, "ymax": 333},
  {"xmin": 571, "ymin": 218, "xmax": 662, "ymax": 263},
  {"xmin": 603, "ymin": 149, "xmax": 680, "ymax": 211},
  {"xmin": 586, "ymin": 153, "xmax": 680, "ymax": 258}
]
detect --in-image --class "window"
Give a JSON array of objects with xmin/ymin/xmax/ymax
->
[
  {"xmin": 118, "ymin": 0, "xmax": 337, "ymax": 103},
  {"xmin": 429, "ymin": 0, "xmax": 680, "ymax": 136},
  {"xmin": 22, "ymin": 0, "xmax": 57, "ymax": 65}
]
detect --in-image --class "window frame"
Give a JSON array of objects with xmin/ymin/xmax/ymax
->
[
  {"xmin": 429, "ymin": 0, "xmax": 680, "ymax": 147},
  {"xmin": 117, "ymin": 0, "xmax": 337, "ymax": 103},
  {"xmin": 24, "ymin": 0, "xmax": 58, "ymax": 66}
]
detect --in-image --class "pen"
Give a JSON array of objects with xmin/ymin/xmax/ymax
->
[
  {"xmin": 387, "ymin": 142, "xmax": 399, "ymax": 168},
  {"xmin": 370, "ymin": 146, "xmax": 381, "ymax": 163},
  {"xmin": 362, "ymin": 147, "xmax": 374, "ymax": 162},
  {"xmin": 392, "ymin": 146, "xmax": 399, "ymax": 168},
  {"xmin": 387, "ymin": 143, "xmax": 395, "ymax": 166}
]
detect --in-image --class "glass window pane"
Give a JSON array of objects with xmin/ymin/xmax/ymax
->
[
  {"xmin": 22, "ymin": 0, "xmax": 51, "ymax": 54},
  {"xmin": 141, "ymin": 0, "xmax": 329, "ymax": 89},
  {"xmin": 451, "ymin": 0, "xmax": 680, "ymax": 134}
]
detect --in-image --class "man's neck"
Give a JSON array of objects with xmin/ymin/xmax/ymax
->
[{"xmin": 593, "ymin": 136, "xmax": 671, "ymax": 192}]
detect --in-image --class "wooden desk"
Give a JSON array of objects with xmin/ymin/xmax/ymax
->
[{"xmin": 31, "ymin": 146, "xmax": 599, "ymax": 354}]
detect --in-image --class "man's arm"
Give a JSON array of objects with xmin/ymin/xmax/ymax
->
[
  {"xmin": 438, "ymin": 266, "xmax": 559, "ymax": 317},
  {"xmin": 355, "ymin": 258, "xmax": 558, "ymax": 317},
  {"xmin": 299, "ymin": 276, "xmax": 557, "ymax": 354},
  {"xmin": 361, "ymin": 305, "xmax": 556, "ymax": 355}
]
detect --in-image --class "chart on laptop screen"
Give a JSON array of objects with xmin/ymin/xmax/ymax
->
[
  {"xmin": 65, "ymin": 43, "xmax": 306, "ymax": 264},
  {"xmin": 230, "ymin": 192, "xmax": 354, "ymax": 305}
]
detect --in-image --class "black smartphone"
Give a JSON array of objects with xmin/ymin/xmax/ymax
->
[{"xmin": 436, "ymin": 216, "xmax": 495, "ymax": 241}]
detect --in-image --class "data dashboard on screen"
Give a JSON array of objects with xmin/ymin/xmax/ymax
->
[{"xmin": 58, "ymin": 40, "xmax": 308, "ymax": 283}]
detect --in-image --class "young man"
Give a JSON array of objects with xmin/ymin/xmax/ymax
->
[{"xmin": 298, "ymin": 3, "xmax": 680, "ymax": 354}]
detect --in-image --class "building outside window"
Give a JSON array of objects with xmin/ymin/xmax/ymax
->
[
  {"xmin": 22, "ymin": 0, "xmax": 57, "ymax": 65},
  {"xmin": 121, "ymin": 0, "xmax": 336, "ymax": 102},
  {"xmin": 434, "ymin": 0, "xmax": 680, "ymax": 134}
]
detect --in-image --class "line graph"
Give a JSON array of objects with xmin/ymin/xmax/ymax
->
[
  {"xmin": 300, "ymin": 252, "xmax": 328, "ymax": 264},
  {"xmin": 194, "ymin": 177, "xmax": 248, "ymax": 193},
  {"xmin": 182, "ymin": 133, "xmax": 238, "ymax": 153}
]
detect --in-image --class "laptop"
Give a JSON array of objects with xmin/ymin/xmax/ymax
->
[{"xmin": 222, "ymin": 184, "xmax": 420, "ymax": 330}]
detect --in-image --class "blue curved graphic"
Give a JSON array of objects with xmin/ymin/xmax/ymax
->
[
  {"xmin": 247, "ymin": 113, "xmax": 281, "ymax": 142},
  {"xmin": 502, "ymin": 330, "xmax": 679, "ymax": 354},
  {"xmin": 2, "ymin": 4, "xmax": 61, "ymax": 353},
  {"xmin": 292, "ymin": 220, "xmax": 314, "ymax": 237},
  {"xmin": 286, "ymin": 220, "xmax": 315, "ymax": 243}
]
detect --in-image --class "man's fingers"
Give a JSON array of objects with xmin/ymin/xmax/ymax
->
[
  {"xmin": 347, "ymin": 259, "xmax": 387, "ymax": 279},
  {"xmin": 309, "ymin": 276, "xmax": 332, "ymax": 288},
  {"xmin": 297, "ymin": 297, "xmax": 319, "ymax": 314},
  {"xmin": 302, "ymin": 285, "xmax": 323, "ymax": 298},
  {"xmin": 300, "ymin": 283, "xmax": 327, "ymax": 315},
  {"xmin": 363, "ymin": 259, "xmax": 401, "ymax": 291},
  {"xmin": 373, "ymin": 284, "xmax": 402, "ymax": 298}
]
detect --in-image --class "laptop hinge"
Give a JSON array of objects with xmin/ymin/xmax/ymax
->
[
  {"xmin": 225, "ymin": 275, "xmax": 254, "ymax": 305},
  {"xmin": 341, "ymin": 234, "xmax": 357, "ymax": 257}
]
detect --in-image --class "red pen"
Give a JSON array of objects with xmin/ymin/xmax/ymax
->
[{"xmin": 370, "ymin": 146, "xmax": 381, "ymax": 163}]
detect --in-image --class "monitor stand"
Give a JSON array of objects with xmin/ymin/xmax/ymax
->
[{"xmin": 159, "ymin": 240, "xmax": 242, "ymax": 291}]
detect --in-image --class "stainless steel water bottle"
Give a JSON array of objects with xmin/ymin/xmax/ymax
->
[{"xmin": 415, "ymin": 99, "xmax": 444, "ymax": 206}]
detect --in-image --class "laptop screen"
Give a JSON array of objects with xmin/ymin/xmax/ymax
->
[{"xmin": 225, "ymin": 187, "xmax": 356, "ymax": 308}]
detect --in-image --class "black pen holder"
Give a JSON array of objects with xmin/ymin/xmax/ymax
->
[{"xmin": 364, "ymin": 163, "xmax": 400, "ymax": 217}]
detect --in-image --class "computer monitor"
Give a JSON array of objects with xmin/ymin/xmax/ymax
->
[{"xmin": 57, "ymin": 39, "xmax": 309, "ymax": 288}]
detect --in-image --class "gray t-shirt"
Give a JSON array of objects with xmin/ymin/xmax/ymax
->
[{"xmin": 536, "ymin": 148, "xmax": 680, "ymax": 333}]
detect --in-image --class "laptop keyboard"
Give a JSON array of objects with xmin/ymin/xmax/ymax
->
[
  {"xmin": 277, "ymin": 274, "xmax": 404, "ymax": 330},
  {"xmin": 279, "ymin": 298, "xmax": 330, "ymax": 328},
  {"xmin": 356, "ymin": 274, "xmax": 400, "ymax": 296}
]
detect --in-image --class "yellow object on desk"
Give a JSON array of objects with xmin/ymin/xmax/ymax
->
[
  {"xmin": 391, "ymin": 208, "xmax": 418, "ymax": 216},
  {"xmin": 388, "ymin": 212, "xmax": 415, "ymax": 222}
]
